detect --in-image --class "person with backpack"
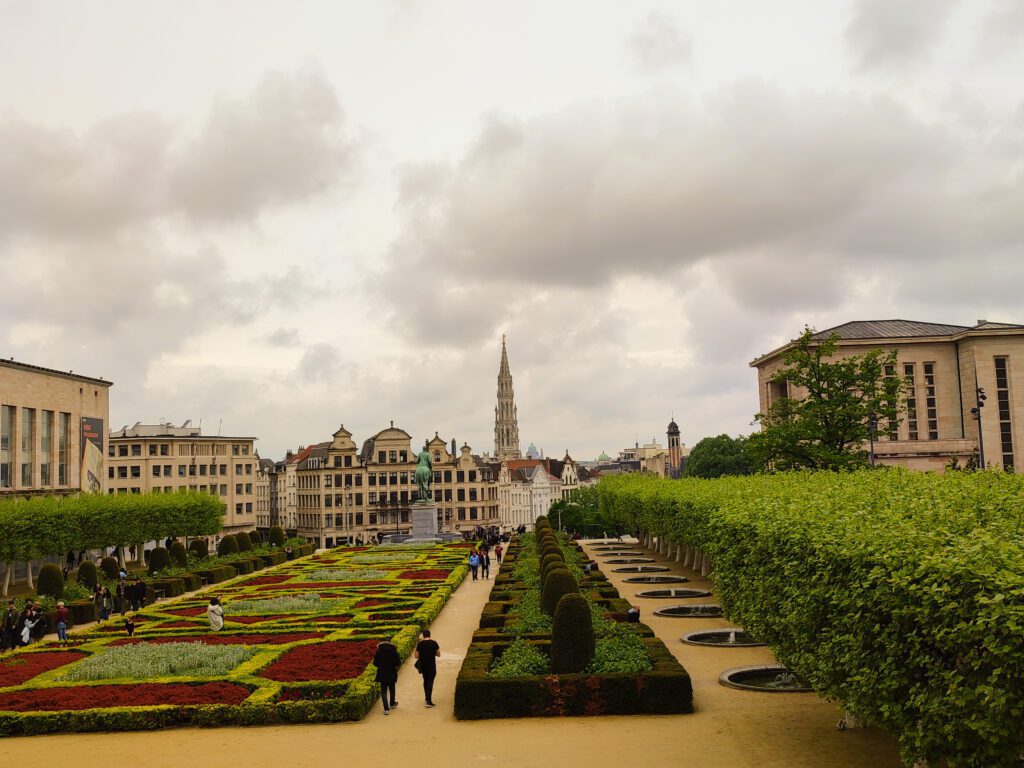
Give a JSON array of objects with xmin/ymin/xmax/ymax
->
[{"xmin": 372, "ymin": 640, "xmax": 401, "ymax": 715}]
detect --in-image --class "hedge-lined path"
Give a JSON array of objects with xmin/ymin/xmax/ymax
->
[{"xmin": 0, "ymin": 541, "xmax": 902, "ymax": 768}]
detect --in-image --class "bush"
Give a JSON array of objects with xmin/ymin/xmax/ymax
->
[
  {"xmin": 76, "ymin": 561, "xmax": 97, "ymax": 589},
  {"xmin": 268, "ymin": 526, "xmax": 286, "ymax": 546},
  {"xmin": 188, "ymin": 539, "xmax": 209, "ymax": 559},
  {"xmin": 540, "ymin": 553, "xmax": 564, "ymax": 573},
  {"xmin": 235, "ymin": 533, "xmax": 253, "ymax": 553},
  {"xmin": 37, "ymin": 563, "xmax": 65, "ymax": 600},
  {"xmin": 248, "ymin": 531, "xmax": 262, "ymax": 548},
  {"xmin": 489, "ymin": 638, "xmax": 548, "ymax": 677},
  {"xmin": 100, "ymin": 556, "xmax": 120, "ymax": 580},
  {"xmin": 550, "ymin": 593, "xmax": 595, "ymax": 674},
  {"xmin": 217, "ymin": 536, "xmax": 239, "ymax": 556},
  {"xmin": 541, "ymin": 568, "xmax": 578, "ymax": 616},
  {"xmin": 148, "ymin": 547, "xmax": 170, "ymax": 575},
  {"xmin": 169, "ymin": 541, "xmax": 188, "ymax": 567}
]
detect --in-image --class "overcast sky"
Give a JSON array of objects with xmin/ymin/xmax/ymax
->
[{"xmin": 2, "ymin": 0, "xmax": 1022, "ymax": 462}]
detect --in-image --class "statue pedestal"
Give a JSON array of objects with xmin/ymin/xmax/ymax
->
[{"xmin": 411, "ymin": 503, "xmax": 439, "ymax": 539}]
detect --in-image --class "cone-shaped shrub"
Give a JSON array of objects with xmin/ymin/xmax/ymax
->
[
  {"xmin": 77, "ymin": 561, "xmax": 97, "ymax": 589},
  {"xmin": 148, "ymin": 546, "xmax": 170, "ymax": 575},
  {"xmin": 217, "ymin": 535, "xmax": 239, "ymax": 556},
  {"xmin": 169, "ymin": 541, "xmax": 188, "ymax": 567},
  {"xmin": 235, "ymin": 532, "xmax": 253, "ymax": 552},
  {"xmin": 268, "ymin": 526, "xmax": 286, "ymax": 546},
  {"xmin": 542, "ymin": 561, "xmax": 569, "ymax": 589},
  {"xmin": 248, "ymin": 531, "xmax": 262, "ymax": 547},
  {"xmin": 550, "ymin": 592, "xmax": 595, "ymax": 673},
  {"xmin": 540, "ymin": 553, "xmax": 564, "ymax": 574},
  {"xmin": 100, "ymin": 556, "xmax": 120, "ymax": 580},
  {"xmin": 188, "ymin": 539, "xmax": 209, "ymax": 559},
  {"xmin": 37, "ymin": 563, "xmax": 65, "ymax": 600},
  {"xmin": 541, "ymin": 567, "xmax": 579, "ymax": 615}
]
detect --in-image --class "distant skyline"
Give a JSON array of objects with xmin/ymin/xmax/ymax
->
[{"xmin": 2, "ymin": 1, "xmax": 1022, "ymax": 461}]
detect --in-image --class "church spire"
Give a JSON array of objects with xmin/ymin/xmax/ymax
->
[{"xmin": 494, "ymin": 335, "xmax": 522, "ymax": 460}]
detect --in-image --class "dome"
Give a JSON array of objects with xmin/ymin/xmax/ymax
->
[
  {"xmin": 525, "ymin": 443, "xmax": 540, "ymax": 459},
  {"xmin": 667, "ymin": 419, "xmax": 680, "ymax": 435},
  {"xmin": 597, "ymin": 450, "xmax": 611, "ymax": 462}
]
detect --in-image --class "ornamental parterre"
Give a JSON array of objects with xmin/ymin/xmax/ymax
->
[{"xmin": 0, "ymin": 542, "xmax": 468, "ymax": 736}]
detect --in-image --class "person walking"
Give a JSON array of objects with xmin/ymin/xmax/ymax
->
[
  {"xmin": 480, "ymin": 549, "xmax": 490, "ymax": 580},
  {"xmin": 130, "ymin": 579, "xmax": 146, "ymax": 612},
  {"xmin": 207, "ymin": 597, "xmax": 224, "ymax": 631},
  {"xmin": 116, "ymin": 579, "xmax": 128, "ymax": 615},
  {"xmin": 55, "ymin": 601, "xmax": 70, "ymax": 647},
  {"xmin": 19, "ymin": 609, "xmax": 39, "ymax": 647},
  {"xmin": 414, "ymin": 629, "xmax": 441, "ymax": 707},
  {"xmin": 100, "ymin": 587, "xmax": 113, "ymax": 621},
  {"xmin": 2, "ymin": 601, "xmax": 19, "ymax": 651},
  {"xmin": 372, "ymin": 640, "xmax": 401, "ymax": 714},
  {"xmin": 124, "ymin": 614, "xmax": 136, "ymax": 637},
  {"xmin": 468, "ymin": 551, "xmax": 480, "ymax": 581},
  {"xmin": 494, "ymin": 543, "xmax": 503, "ymax": 564}
]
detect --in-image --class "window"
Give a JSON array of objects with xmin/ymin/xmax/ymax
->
[
  {"xmin": 117, "ymin": 466, "xmax": 128, "ymax": 479},
  {"xmin": 378, "ymin": 451, "xmax": 386, "ymax": 463},
  {"xmin": 399, "ymin": 451, "xmax": 407, "ymax": 463},
  {"xmin": 160, "ymin": 444, "xmax": 169, "ymax": 456},
  {"xmin": 235, "ymin": 503, "xmax": 243, "ymax": 514},
  {"xmin": 149, "ymin": 445, "xmax": 158, "ymax": 456},
  {"xmin": 108, "ymin": 467, "xmax": 115, "ymax": 479},
  {"xmin": 344, "ymin": 455, "xmax": 352, "ymax": 468},
  {"xmin": 388, "ymin": 450, "xmax": 397, "ymax": 463},
  {"xmin": 399, "ymin": 472, "xmax": 407, "ymax": 485},
  {"xmin": 163, "ymin": 465, "xmax": 171, "ymax": 477},
  {"xmin": 245, "ymin": 483, "xmax": 252, "ymax": 494},
  {"xmin": 235, "ymin": 465, "xmax": 242, "ymax": 475},
  {"xmin": 369, "ymin": 492, "xmax": 377, "ymax": 504},
  {"xmin": 178, "ymin": 465, "xmax": 186, "ymax": 477},
  {"xmin": 444, "ymin": 471, "xmax": 451, "ymax": 483},
  {"xmin": 469, "ymin": 470, "xmax": 476, "ymax": 482},
  {"xmin": 325, "ymin": 495, "xmax": 333, "ymax": 508},
  {"xmin": 245, "ymin": 463, "xmax": 252, "ymax": 474},
  {"xmin": 242, "ymin": 445, "xmax": 250, "ymax": 455},
  {"xmin": 131, "ymin": 444, "xmax": 142, "ymax": 456},
  {"xmin": 219, "ymin": 464, "xmax": 227, "ymax": 475},
  {"xmin": 355, "ymin": 493, "xmax": 362, "ymax": 505},
  {"xmin": 995, "ymin": 357, "xmax": 1014, "ymax": 470},
  {"xmin": 904, "ymin": 364, "xmax": 919, "ymax": 440},
  {"xmin": 325, "ymin": 474, "xmax": 333, "ymax": 488},
  {"xmin": 400, "ymin": 491, "xmax": 408, "ymax": 503},
  {"xmin": 188, "ymin": 464, "xmax": 197, "ymax": 477},
  {"xmin": 232, "ymin": 445, "xmax": 240, "ymax": 456},
  {"xmin": 469, "ymin": 489, "xmax": 477, "ymax": 501},
  {"xmin": 355, "ymin": 475, "xmax": 362, "ymax": 487},
  {"xmin": 389, "ymin": 472, "xmax": 398, "ymax": 486},
  {"xmin": 20, "ymin": 408, "xmax": 35, "ymax": 486},
  {"xmin": 444, "ymin": 489, "xmax": 452, "ymax": 502},
  {"xmin": 368, "ymin": 474, "xmax": 376, "ymax": 486},
  {"xmin": 457, "ymin": 489, "xmax": 466, "ymax": 501},
  {"xmin": 923, "ymin": 363, "xmax": 938, "ymax": 439},
  {"xmin": 39, "ymin": 410, "xmax": 53, "ymax": 486},
  {"xmin": 220, "ymin": 484, "xmax": 227, "ymax": 495},
  {"xmin": 378, "ymin": 472, "xmax": 386, "ymax": 485},
  {"xmin": 434, "ymin": 450, "xmax": 440, "ymax": 461},
  {"xmin": 457, "ymin": 470, "xmax": 465, "ymax": 483},
  {"xmin": 129, "ymin": 465, "xmax": 140, "ymax": 478},
  {"xmin": 235, "ymin": 483, "xmax": 243, "ymax": 494},
  {"xmin": 152, "ymin": 465, "xmax": 161, "ymax": 478},
  {"xmin": 118, "ymin": 444, "xmax": 128, "ymax": 457}
]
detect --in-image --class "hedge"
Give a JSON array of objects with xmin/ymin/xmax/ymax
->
[{"xmin": 599, "ymin": 470, "xmax": 1024, "ymax": 768}]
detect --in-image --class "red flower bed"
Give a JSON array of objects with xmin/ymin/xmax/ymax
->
[
  {"xmin": 0, "ymin": 651, "xmax": 88, "ymax": 687},
  {"xmin": 240, "ymin": 574, "xmax": 292, "ymax": 586},
  {"xmin": 302, "ymin": 615, "xmax": 352, "ymax": 624},
  {"xmin": 355, "ymin": 598, "xmax": 390, "ymax": 608},
  {"xmin": 158, "ymin": 621, "xmax": 202, "ymax": 629},
  {"xmin": 368, "ymin": 612, "xmax": 413, "ymax": 621},
  {"xmin": 109, "ymin": 632, "xmax": 325, "ymax": 647},
  {"xmin": 0, "ymin": 682, "xmax": 250, "ymax": 712},
  {"xmin": 260, "ymin": 639, "xmax": 379, "ymax": 682},
  {"xmin": 399, "ymin": 569, "xmax": 450, "ymax": 580},
  {"xmin": 257, "ymin": 581, "xmax": 391, "ymax": 589},
  {"xmin": 165, "ymin": 607, "xmax": 206, "ymax": 617}
]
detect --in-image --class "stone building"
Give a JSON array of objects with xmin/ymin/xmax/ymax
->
[
  {"xmin": 750, "ymin": 320, "xmax": 1024, "ymax": 472},
  {"xmin": 494, "ymin": 336, "xmax": 522, "ymax": 460},
  {"xmin": 106, "ymin": 422, "xmax": 258, "ymax": 534},
  {"xmin": 0, "ymin": 359, "xmax": 111, "ymax": 497},
  {"xmin": 292, "ymin": 424, "xmax": 500, "ymax": 547},
  {"xmin": 495, "ymin": 454, "xmax": 584, "ymax": 528}
]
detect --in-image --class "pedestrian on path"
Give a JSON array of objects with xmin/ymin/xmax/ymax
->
[
  {"xmin": 55, "ymin": 601, "xmax": 69, "ymax": 646},
  {"xmin": 372, "ymin": 640, "xmax": 401, "ymax": 714},
  {"xmin": 468, "ymin": 552, "xmax": 480, "ymax": 580},
  {"xmin": 414, "ymin": 629, "xmax": 441, "ymax": 707},
  {"xmin": 481, "ymin": 550, "xmax": 490, "ymax": 580},
  {"xmin": 494, "ymin": 543, "xmax": 503, "ymax": 564},
  {"xmin": 207, "ymin": 597, "xmax": 224, "ymax": 631},
  {"xmin": 2, "ymin": 601, "xmax": 18, "ymax": 651}
]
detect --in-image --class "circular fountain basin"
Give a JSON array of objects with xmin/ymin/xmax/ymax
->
[
  {"xmin": 682, "ymin": 629, "xmax": 765, "ymax": 647},
  {"xmin": 636, "ymin": 588, "xmax": 712, "ymax": 599},
  {"xmin": 604, "ymin": 557, "xmax": 655, "ymax": 564},
  {"xmin": 588, "ymin": 541, "xmax": 623, "ymax": 546},
  {"xmin": 623, "ymin": 575, "xmax": 690, "ymax": 584},
  {"xmin": 612, "ymin": 565, "xmax": 670, "ymax": 573},
  {"xmin": 596, "ymin": 550, "xmax": 643, "ymax": 557},
  {"xmin": 654, "ymin": 604, "xmax": 723, "ymax": 618},
  {"xmin": 720, "ymin": 666, "xmax": 812, "ymax": 692}
]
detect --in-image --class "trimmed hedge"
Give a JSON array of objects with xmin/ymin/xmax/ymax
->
[
  {"xmin": 550, "ymin": 593, "xmax": 594, "ymax": 673},
  {"xmin": 37, "ymin": 564, "xmax": 64, "ymax": 600},
  {"xmin": 541, "ymin": 568, "xmax": 578, "ymax": 616},
  {"xmin": 217, "ymin": 536, "xmax": 239, "ymax": 556},
  {"xmin": 148, "ymin": 547, "xmax": 170, "ymax": 575},
  {"xmin": 169, "ymin": 542, "xmax": 188, "ymax": 567},
  {"xmin": 188, "ymin": 539, "xmax": 209, "ymax": 559},
  {"xmin": 268, "ymin": 526, "xmax": 286, "ymax": 546},
  {"xmin": 76, "ymin": 562, "xmax": 97, "ymax": 589},
  {"xmin": 235, "ymin": 533, "xmax": 253, "ymax": 553},
  {"xmin": 100, "ymin": 557, "xmax": 121, "ymax": 581}
]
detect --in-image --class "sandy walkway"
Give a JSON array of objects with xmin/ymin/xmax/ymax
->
[{"xmin": 0, "ymin": 542, "xmax": 904, "ymax": 768}]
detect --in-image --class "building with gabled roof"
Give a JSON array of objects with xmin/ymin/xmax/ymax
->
[{"xmin": 751, "ymin": 319, "xmax": 1024, "ymax": 472}]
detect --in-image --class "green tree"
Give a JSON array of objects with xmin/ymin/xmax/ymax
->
[
  {"xmin": 683, "ymin": 434, "xmax": 752, "ymax": 478},
  {"xmin": 747, "ymin": 327, "xmax": 903, "ymax": 471}
]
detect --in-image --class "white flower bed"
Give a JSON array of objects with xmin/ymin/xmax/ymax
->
[
  {"xmin": 62, "ymin": 642, "xmax": 256, "ymax": 681},
  {"xmin": 227, "ymin": 593, "xmax": 338, "ymax": 614},
  {"xmin": 307, "ymin": 569, "xmax": 387, "ymax": 581}
]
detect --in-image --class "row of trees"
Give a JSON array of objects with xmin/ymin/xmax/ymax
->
[{"xmin": 0, "ymin": 492, "xmax": 224, "ymax": 594}]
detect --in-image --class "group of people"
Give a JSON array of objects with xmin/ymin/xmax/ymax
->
[
  {"xmin": 93, "ymin": 578, "xmax": 148, "ymax": 619},
  {"xmin": 467, "ymin": 541, "xmax": 502, "ymax": 581},
  {"xmin": 372, "ymin": 630, "xmax": 441, "ymax": 713},
  {"xmin": 2, "ymin": 600, "xmax": 49, "ymax": 649}
]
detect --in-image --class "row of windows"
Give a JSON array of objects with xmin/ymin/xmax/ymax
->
[
  {"xmin": 0, "ymin": 406, "xmax": 72, "ymax": 489},
  {"xmin": 994, "ymin": 357, "xmax": 1015, "ymax": 470},
  {"xmin": 107, "ymin": 462, "xmax": 254, "ymax": 479},
  {"xmin": 109, "ymin": 442, "xmax": 251, "ymax": 458}
]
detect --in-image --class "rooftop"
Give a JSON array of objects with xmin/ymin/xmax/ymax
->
[{"xmin": 1, "ymin": 358, "xmax": 112, "ymax": 387}]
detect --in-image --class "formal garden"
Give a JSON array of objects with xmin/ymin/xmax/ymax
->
[
  {"xmin": 598, "ymin": 470, "xmax": 1024, "ymax": 768},
  {"xmin": 454, "ymin": 515, "xmax": 691, "ymax": 718},
  {"xmin": 0, "ymin": 504, "xmax": 470, "ymax": 735}
]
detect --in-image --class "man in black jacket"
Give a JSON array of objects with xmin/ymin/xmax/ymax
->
[
  {"xmin": 2, "ymin": 601, "xmax": 19, "ymax": 650},
  {"xmin": 414, "ymin": 629, "xmax": 441, "ymax": 707},
  {"xmin": 372, "ymin": 640, "xmax": 401, "ymax": 714}
]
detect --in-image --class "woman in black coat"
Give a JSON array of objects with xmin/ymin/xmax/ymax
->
[{"xmin": 372, "ymin": 640, "xmax": 401, "ymax": 714}]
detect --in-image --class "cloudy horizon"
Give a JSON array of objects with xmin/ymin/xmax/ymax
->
[{"xmin": 2, "ymin": 0, "xmax": 1022, "ymax": 462}]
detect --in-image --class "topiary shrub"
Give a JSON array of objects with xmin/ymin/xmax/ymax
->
[
  {"xmin": 100, "ymin": 556, "xmax": 120, "ymax": 581},
  {"xmin": 550, "ymin": 592, "xmax": 595, "ymax": 673},
  {"xmin": 188, "ymin": 539, "xmax": 209, "ymax": 559},
  {"xmin": 169, "ymin": 541, "xmax": 188, "ymax": 567},
  {"xmin": 268, "ymin": 526, "xmax": 286, "ymax": 546},
  {"xmin": 541, "ymin": 567, "xmax": 579, "ymax": 616},
  {"xmin": 542, "ymin": 559, "xmax": 569, "ymax": 587},
  {"xmin": 217, "ymin": 535, "xmax": 239, "ymax": 556},
  {"xmin": 148, "ymin": 546, "xmax": 170, "ymax": 575},
  {"xmin": 37, "ymin": 563, "xmax": 65, "ymax": 600},
  {"xmin": 76, "ymin": 561, "xmax": 97, "ymax": 589},
  {"xmin": 235, "ymin": 532, "xmax": 253, "ymax": 552},
  {"xmin": 541, "ymin": 553, "xmax": 564, "ymax": 574},
  {"xmin": 248, "ymin": 531, "xmax": 262, "ymax": 548}
]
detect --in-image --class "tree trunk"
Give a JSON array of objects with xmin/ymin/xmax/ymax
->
[
  {"xmin": 675, "ymin": 545, "xmax": 684, "ymax": 562},
  {"xmin": 701, "ymin": 555, "xmax": 712, "ymax": 577},
  {"xmin": 1, "ymin": 564, "xmax": 10, "ymax": 596},
  {"xmin": 136, "ymin": 544, "xmax": 145, "ymax": 566},
  {"xmin": 838, "ymin": 710, "xmax": 866, "ymax": 729},
  {"xmin": 25, "ymin": 561, "xmax": 34, "ymax": 590},
  {"xmin": 118, "ymin": 547, "xmax": 126, "ymax": 570}
]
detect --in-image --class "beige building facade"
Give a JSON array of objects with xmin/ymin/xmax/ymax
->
[
  {"xmin": 751, "ymin": 320, "xmax": 1024, "ymax": 472},
  {"xmin": 0, "ymin": 359, "xmax": 111, "ymax": 497},
  {"xmin": 292, "ymin": 424, "xmax": 501, "ymax": 547},
  {"xmin": 106, "ymin": 422, "xmax": 258, "ymax": 534}
]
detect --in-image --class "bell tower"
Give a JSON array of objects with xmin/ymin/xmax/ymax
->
[{"xmin": 494, "ymin": 335, "xmax": 522, "ymax": 460}]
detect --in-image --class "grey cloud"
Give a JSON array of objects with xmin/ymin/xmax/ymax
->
[
  {"xmin": 296, "ymin": 343, "xmax": 354, "ymax": 383},
  {"xmin": 264, "ymin": 327, "xmax": 301, "ymax": 347},
  {"xmin": 628, "ymin": 11, "xmax": 692, "ymax": 71},
  {"xmin": 982, "ymin": 0, "xmax": 1024, "ymax": 44},
  {"xmin": 846, "ymin": 0, "xmax": 960, "ymax": 69}
]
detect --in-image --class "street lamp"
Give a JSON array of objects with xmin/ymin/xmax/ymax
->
[
  {"xmin": 970, "ymin": 385, "xmax": 987, "ymax": 469},
  {"xmin": 867, "ymin": 412, "xmax": 878, "ymax": 468}
]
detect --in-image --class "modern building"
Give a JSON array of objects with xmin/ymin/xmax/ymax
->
[
  {"xmin": 494, "ymin": 336, "xmax": 522, "ymax": 461},
  {"xmin": 106, "ymin": 422, "xmax": 258, "ymax": 534},
  {"xmin": 0, "ymin": 359, "xmax": 111, "ymax": 497},
  {"xmin": 291, "ymin": 424, "xmax": 500, "ymax": 547},
  {"xmin": 750, "ymin": 319, "xmax": 1024, "ymax": 472}
]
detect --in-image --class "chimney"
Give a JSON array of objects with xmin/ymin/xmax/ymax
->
[{"xmin": 977, "ymin": 319, "xmax": 988, "ymax": 325}]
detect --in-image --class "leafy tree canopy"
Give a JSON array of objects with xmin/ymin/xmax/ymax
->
[
  {"xmin": 747, "ymin": 327, "xmax": 903, "ymax": 471},
  {"xmin": 683, "ymin": 434, "xmax": 751, "ymax": 478}
]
